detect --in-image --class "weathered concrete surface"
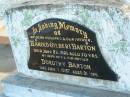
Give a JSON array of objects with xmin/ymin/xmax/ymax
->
[
  {"xmin": 0, "ymin": 45, "xmax": 16, "ymax": 96},
  {"xmin": 0, "ymin": 0, "xmax": 127, "ymax": 18},
  {"xmin": 0, "ymin": 0, "xmax": 130, "ymax": 94},
  {"xmin": 0, "ymin": 72, "xmax": 14, "ymax": 97},
  {"xmin": 2, "ymin": 73, "xmax": 130, "ymax": 97},
  {"xmin": 0, "ymin": 73, "xmax": 11, "ymax": 94},
  {"xmin": 0, "ymin": 1, "xmax": 130, "ymax": 97},
  {"xmin": 0, "ymin": 93, "xmax": 7, "ymax": 97},
  {"xmin": 4, "ymin": 3, "xmax": 130, "ymax": 93},
  {"xmin": 0, "ymin": 45, "xmax": 16, "ymax": 72}
]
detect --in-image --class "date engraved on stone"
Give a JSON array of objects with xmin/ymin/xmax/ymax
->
[{"xmin": 27, "ymin": 18, "xmax": 118, "ymax": 81}]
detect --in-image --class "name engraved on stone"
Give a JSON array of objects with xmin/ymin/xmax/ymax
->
[{"xmin": 27, "ymin": 18, "xmax": 118, "ymax": 81}]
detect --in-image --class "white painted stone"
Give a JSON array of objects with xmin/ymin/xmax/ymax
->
[{"xmin": 3, "ymin": 0, "xmax": 130, "ymax": 94}]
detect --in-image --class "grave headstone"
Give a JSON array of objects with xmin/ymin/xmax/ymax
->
[{"xmin": 1, "ymin": 0, "xmax": 130, "ymax": 97}]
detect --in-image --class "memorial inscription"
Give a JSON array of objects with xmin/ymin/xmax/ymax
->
[{"xmin": 27, "ymin": 18, "xmax": 118, "ymax": 81}]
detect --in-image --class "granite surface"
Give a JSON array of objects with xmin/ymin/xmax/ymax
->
[
  {"xmin": 5, "ymin": 3, "xmax": 130, "ymax": 93},
  {"xmin": 2, "ymin": 73, "xmax": 130, "ymax": 97}
]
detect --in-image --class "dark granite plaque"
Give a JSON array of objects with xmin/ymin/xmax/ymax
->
[{"xmin": 27, "ymin": 18, "xmax": 118, "ymax": 81}]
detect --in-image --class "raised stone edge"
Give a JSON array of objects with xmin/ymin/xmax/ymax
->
[{"xmin": 2, "ymin": 73, "xmax": 130, "ymax": 97}]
